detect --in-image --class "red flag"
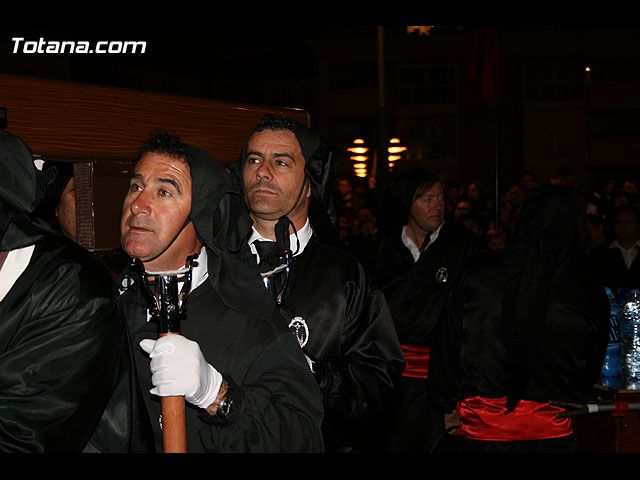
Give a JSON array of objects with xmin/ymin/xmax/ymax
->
[{"xmin": 468, "ymin": 27, "xmax": 502, "ymax": 107}]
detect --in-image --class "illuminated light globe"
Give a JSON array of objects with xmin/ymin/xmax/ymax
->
[
  {"xmin": 347, "ymin": 138, "xmax": 370, "ymax": 178},
  {"xmin": 387, "ymin": 138, "xmax": 406, "ymax": 171}
]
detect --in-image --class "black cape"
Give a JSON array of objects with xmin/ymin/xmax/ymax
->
[
  {"xmin": 428, "ymin": 186, "xmax": 610, "ymax": 452},
  {"xmin": 428, "ymin": 249, "xmax": 610, "ymax": 413},
  {"xmin": 371, "ymin": 220, "xmax": 479, "ymax": 346},
  {"xmin": 240, "ymin": 235, "xmax": 405, "ymax": 451},
  {"xmin": 0, "ymin": 130, "xmax": 152, "ymax": 452}
]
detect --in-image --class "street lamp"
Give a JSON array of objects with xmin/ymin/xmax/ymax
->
[
  {"xmin": 348, "ymin": 138, "xmax": 371, "ymax": 178},
  {"xmin": 387, "ymin": 137, "xmax": 406, "ymax": 172}
]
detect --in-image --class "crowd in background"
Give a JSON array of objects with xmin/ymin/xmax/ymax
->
[{"xmin": 333, "ymin": 167, "xmax": 640, "ymax": 265}]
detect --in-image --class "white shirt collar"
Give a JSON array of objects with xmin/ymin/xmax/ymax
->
[
  {"xmin": 610, "ymin": 239, "xmax": 640, "ymax": 270},
  {"xmin": 0, "ymin": 245, "xmax": 35, "ymax": 302},
  {"xmin": 401, "ymin": 226, "xmax": 422, "ymax": 263},
  {"xmin": 191, "ymin": 246, "xmax": 209, "ymax": 291},
  {"xmin": 248, "ymin": 218, "xmax": 313, "ymax": 262},
  {"xmin": 401, "ymin": 221, "xmax": 444, "ymax": 263}
]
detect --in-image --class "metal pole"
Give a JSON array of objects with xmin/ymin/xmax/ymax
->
[{"xmin": 376, "ymin": 26, "xmax": 388, "ymax": 192}]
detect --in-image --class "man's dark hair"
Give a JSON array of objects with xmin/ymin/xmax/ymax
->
[
  {"xmin": 251, "ymin": 114, "xmax": 297, "ymax": 136},
  {"xmin": 136, "ymin": 129, "xmax": 191, "ymax": 170},
  {"xmin": 413, "ymin": 170, "xmax": 441, "ymax": 201}
]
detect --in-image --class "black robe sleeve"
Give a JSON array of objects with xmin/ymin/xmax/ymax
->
[
  {"xmin": 279, "ymin": 239, "xmax": 405, "ymax": 450},
  {"xmin": 0, "ymin": 239, "xmax": 144, "ymax": 452},
  {"xmin": 196, "ymin": 328, "xmax": 325, "ymax": 453}
]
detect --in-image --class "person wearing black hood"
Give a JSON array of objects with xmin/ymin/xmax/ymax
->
[
  {"xmin": 366, "ymin": 168, "xmax": 479, "ymax": 453},
  {"xmin": 34, "ymin": 160, "xmax": 77, "ymax": 242},
  {"xmin": 0, "ymin": 130, "xmax": 152, "ymax": 452},
  {"xmin": 229, "ymin": 114, "xmax": 404, "ymax": 453},
  {"xmin": 427, "ymin": 185, "xmax": 610, "ymax": 453},
  {"xmin": 117, "ymin": 129, "xmax": 323, "ymax": 453}
]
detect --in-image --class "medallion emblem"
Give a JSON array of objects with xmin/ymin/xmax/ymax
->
[
  {"xmin": 289, "ymin": 316, "xmax": 309, "ymax": 348},
  {"xmin": 436, "ymin": 267, "xmax": 449, "ymax": 284}
]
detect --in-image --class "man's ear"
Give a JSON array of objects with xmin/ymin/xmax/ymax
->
[{"xmin": 305, "ymin": 176, "xmax": 311, "ymax": 199}]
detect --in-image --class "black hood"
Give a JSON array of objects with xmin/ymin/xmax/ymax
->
[
  {"xmin": 33, "ymin": 160, "xmax": 74, "ymax": 231},
  {"xmin": 0, "ymin": 130, "xmax": 58, "ymax": 250},
  {"xmin": 184, "ymin": 143, "xmax": 252, "ymax": 254},
  {"xmin": 228, "ymin": 118, "xmax": 341, "ymax": 246},
  {"xmin": 502, "ymin": 185, "xmax": 590, "ymax": 412},
  {"xmin": 184, "ymin": 144, "xmax": 278, "ymax": 317},
  {"xmin": 378, "ymin": 167, "xmax": 440, "ymax": 236}
]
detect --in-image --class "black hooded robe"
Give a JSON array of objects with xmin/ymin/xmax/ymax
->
[
  {"xmin": 229, "ymin": 118, "xmax": 405, "ymax": 452},
  {"xmin": 118, "ymin": 143, "xmax": 324, "ymax": 453},
  {"xmin": 0, "ymin": 131, "xmax": 152, "ymax": 452},
  {"xmin": 427, "ymin": 186, "xmax": 610, "ymax": 453},
  {"xmin": 246, "ymin": 234, "xmax": 405, "ymax": 452}
]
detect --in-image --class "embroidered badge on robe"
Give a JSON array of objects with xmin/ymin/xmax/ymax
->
[
  {"xmin": 436, "ymin": 267, "xmax": 449, "ymax": 284},
  {"xmin": 289, "ymin": 316, "xmax": 309, "ymax": 348}
]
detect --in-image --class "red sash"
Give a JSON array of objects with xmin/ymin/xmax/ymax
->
[
  {"xmin": 456, "ymin": 396, "xmax": 573, "ymax": 441},
  {"xmin": 401, "ymin": 345, "xmax": 430, "ymax": 378}
]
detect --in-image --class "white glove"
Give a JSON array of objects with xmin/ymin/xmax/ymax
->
[{"xmin": 140, "ymin": 334, "xmax": 223, "ymax": 410}]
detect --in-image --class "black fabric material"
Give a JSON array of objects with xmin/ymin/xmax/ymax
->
[
  {"xmin": 0, "ymin": 238, "xmax": 153, "ymax": 452},
  {"xmin": 370, "ymin": 221, "xmax": 479, "ymax": 346},
  {"xmin": 588, "ymin": 245, "xmax": 640, "ymax": 291},
  {"xmin": 246, "ymin": 235, "xmax": 405, "ymax": 452},
  {"xmin": 384, "ymin": 376, "xmax": 456, "ymax": 453},
  {"xmin": 427, "ymin": 248, "xmax": 609, "ymax": 446},
  {"xmin": 33, "ymin": 160, "xmax": 74, "ymax": 228},
  {"xmin": 501, "ymin": 185, "xmax": 591, "ymax": 411},
  {"xmin": 118, "ymin": 142, "xmax": 324, "ymax": 452},
  {"xmin": 184, "ymin": 143, "xmax": 251, "ymax": 255},
  {"xmin": 254, "ymin": 240, "xmax": 283, "ymax": 271},
  {"xmin": 427, "ymin": 187, "xmax": 610, "ymax": 451},
  {"xmin": 119, "ymin": 268, "xmax": 323, "ymax": 453},
  {"xmin": 0, "ymin": 130, "xmax": 58, "ymax": 251},
  {"xmin": 0, "ymin": 130, "xmax": 153, "ymax": 452}
]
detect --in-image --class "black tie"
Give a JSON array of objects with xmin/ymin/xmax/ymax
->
[
  {"xmin": 254, "ymin": 240, "xmax": 282, "ymax": 272},
  {"xmin": 253, "ymin": 240, "xmax": 289, "ymax": 302},
  {"xmin": 420, "ymin": 232, "xmax": 432, "ymax": 254}
]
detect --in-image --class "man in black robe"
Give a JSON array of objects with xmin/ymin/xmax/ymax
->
[
  {"xmin": 229, "ymin": 114, "xmax": 405, "ymax": 452},
  {"xmin": 367, "ymin": 168, "xmax": 479, "ymax": 453},
  {"xmin": 117, "ymin": 129, "xmax": 323, "ymax": 453},
  {"xmin": 427, "ymin": 186, "xmax": 610, "ymax": 453},
  {"xmin": 0, "ymin": 130, "xmax": 152, "ymax": 452}
]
